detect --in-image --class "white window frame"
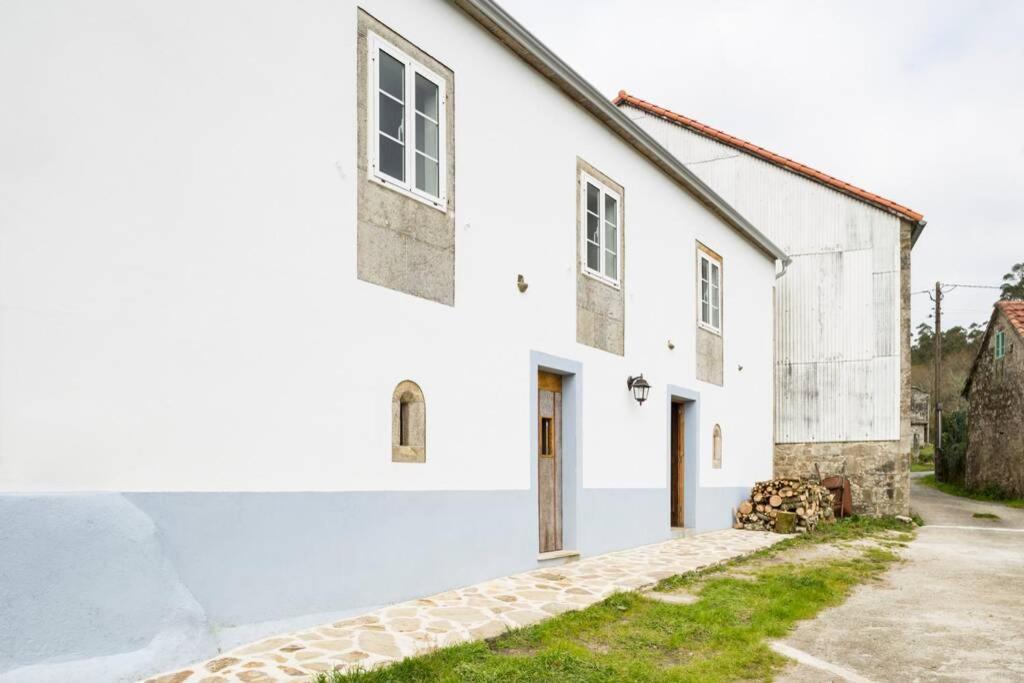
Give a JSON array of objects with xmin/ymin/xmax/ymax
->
[
  {"xmin": 698, "ymin": 249, "xmax": 722, "ymax": 334},
  {"xmin": 579, "ymin": 171, "xmax": 621, "ymax": 288},
  {"xmin": 367, "ymin": 31, "xmax": 448, "ymax": 212}
]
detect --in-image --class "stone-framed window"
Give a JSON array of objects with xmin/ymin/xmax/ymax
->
[
  {"xmin": 392, "ymin": 380, "xmax": 426, "ymax": 463},
  {"xmin": 357, "ymin": 10, "xmax": 456, "ymax": 306},
  {"xmin": 695, "ymin": 241, "xmax": 724, "ymax": 385},
  {"xmin": 712, "ymin": 424, "xmax": 723, "ymax": 469},
  {"xmin": 575, "ymin": 158, "xmax": 625, "ymax": 356}
]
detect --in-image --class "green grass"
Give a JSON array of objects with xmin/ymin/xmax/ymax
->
[
  {"xmin": 910, "ymin": 461, "xmax": 934, "ymax": 472},
  {"xmin": 973, "ymin": 512, "xmax": 1001, "ymax": 520},
  {"xmin": 918, "ymin": 474, "xmax": 1024, "ymax": 509},
  {"xmin": 314, "ymin": 519, "xmax": 908, "ymax": 683},
  {"xmin": 918, "ymin": 443, "xmax": 935, "ymax": 459}
]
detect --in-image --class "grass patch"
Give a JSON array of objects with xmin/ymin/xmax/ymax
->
[
  {"xmin": 314, "ymin": 519, "xmax": 908, "ymax": 683},
  {"xmin": 918, "ymin": 474, "xmax": 1024, "ymax": 509},
  {"xmin": 973, "ymin": 512, "xmax": 1001, "ymax": 520},
  {"xmin": 910, "ymin": 461, "xmax": 934, "ymax": 472}
]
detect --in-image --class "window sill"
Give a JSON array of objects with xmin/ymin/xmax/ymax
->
[
  {"xmin": 697, "ymin": 322, "xmax": 722, "ymax": 336},
  {"xmin": 581, "ymin": 268, "xmax": 621, "ymax": 290},
  {"xmin": 369, "ymin": 173, "xmax": 448, "ymax": 214}
]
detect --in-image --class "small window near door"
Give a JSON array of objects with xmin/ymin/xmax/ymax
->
[
  {"xmin": 712, "ymin": 424, "xmax": 723, "ymax": 469},
  {"xmin": 540, "ymin": 417, "xmax": 553, "ymax": 456},
  {"xmin": 392, "ymin": 380, "xmax": 426, "ymax": 463}
]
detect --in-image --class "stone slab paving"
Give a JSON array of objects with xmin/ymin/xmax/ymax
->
[{"xmin": 146, "ymin": 529, "xmax": 781, "ymax": 683}]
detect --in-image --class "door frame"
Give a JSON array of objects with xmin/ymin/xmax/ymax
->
[
  {"xmin": 530, "ymin": 351, "xmax": 581, "ymax": 556},
  {"xmin": 666, "ymin": 385, "xmax": 700, "ymax": 529}
]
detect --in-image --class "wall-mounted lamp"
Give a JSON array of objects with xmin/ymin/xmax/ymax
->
[
  {"xmin": 516, "ymin": 274, "xmax": 528, "ymax": 293},
  {"xmin": 626, "ymin": 374, "xmax": 651, "ymax": 406}
]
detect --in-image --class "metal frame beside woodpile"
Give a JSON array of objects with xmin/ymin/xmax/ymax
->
[{"xmin": 734, "ymin": 479, "xmax": 835, "ymax": 533}]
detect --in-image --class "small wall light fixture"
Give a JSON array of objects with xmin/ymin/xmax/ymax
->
[
  {"xmin": 626, "ymin": 374, "xmax": 651, "ymax": 406},
  {"xmin": 517, "ymin": 274, "xmax": 529, "ymax": 293}
]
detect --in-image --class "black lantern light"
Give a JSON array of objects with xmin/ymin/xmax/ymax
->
[{"xmin": 626, "ymin": 374, "xmax": 651, "ymax": 405}]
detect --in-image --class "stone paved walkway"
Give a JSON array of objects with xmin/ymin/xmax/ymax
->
[{"xmin": 146, "ymin": 529, "xmax": 781, "ymax": 683}]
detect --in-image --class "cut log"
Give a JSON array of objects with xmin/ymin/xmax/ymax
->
[
  {"xmin": 774, "ymin": 511, "xmax": 797, "ymax": 534},
  {"xmin": 769, "ymin": 495, "xmax": 782, "ymax": 508},
  {"xmin": 738, "ymin": 500, "xmax": 753, "ymax": 515}
]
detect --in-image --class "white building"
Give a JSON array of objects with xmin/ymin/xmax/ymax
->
[
  {"xmin": 0, "ymin": 1, "xmax": 787, "ymax": 679},
  {"xmin": 617, "ymin": 91, "xmax": 925, "ymax": 516}
]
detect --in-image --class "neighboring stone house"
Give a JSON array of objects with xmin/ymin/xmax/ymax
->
[
  {"xmin": 911, "ymin": 386, "xmax": 931, "ymax": 456},
  {"xmin": 0, "ymin": 2, "xmax": 788, "ymax": 680},
  {"xmin": 617, "ymin": 92, "xmax": 925, "ymax": 516},
  {"xmin": 963, "ymin": 301, "xmax": 1024, "ymax": 496}
]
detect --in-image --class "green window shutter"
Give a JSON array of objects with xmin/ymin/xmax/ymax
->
[{"xmin": 995, "ymin": 330, "xmax": 1005, "ymax": 359}]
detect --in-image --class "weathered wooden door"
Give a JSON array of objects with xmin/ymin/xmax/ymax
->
[
  {"xmin": 538, "ymin": 371, "xmax": 563, "ymax": 553},
  {"xmin": 670, "ymin": 402, "xmax": 685, "ymax": 527}
]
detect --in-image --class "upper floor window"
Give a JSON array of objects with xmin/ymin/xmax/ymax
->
[
  {"xmin": 369, "ymin": 32, "xmax": 447, "ymax": 210},
  {"xmin": 698, "ymin": 249, "xmax": 722, "ymax": 333},
  {"xmin": 580, "ymin": 172, "xmax": 621, "ymax": 286},
  {"xmin": 995, "ymin": 329, "xmax": 1006, "ymax": 359}
]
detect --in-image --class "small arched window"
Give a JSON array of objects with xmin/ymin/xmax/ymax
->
[
  {"xmin": 712, "ymin": 424, "xmax": 723, "ymax": 469},
  {"xmin": 392, "ymin": 380, "xmax": 426, "ymax": 463}
]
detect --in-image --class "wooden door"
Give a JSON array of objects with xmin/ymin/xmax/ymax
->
[
  {"xmin": 670, "ymin": 402, "xmax": 685, "ymax": 527},
  {"xmin": 538, "ymin": 371, "xmax": 563, "ymax": 553}
]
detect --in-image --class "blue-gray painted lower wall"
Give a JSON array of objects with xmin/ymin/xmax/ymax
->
[{"xmin": 1, "ymin": 483, "xmax": 747, "ymax": 681}]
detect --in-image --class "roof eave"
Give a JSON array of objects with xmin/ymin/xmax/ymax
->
[{"xmin": 448, "ymin": 0, "xmax": 788, "ymax": 265}]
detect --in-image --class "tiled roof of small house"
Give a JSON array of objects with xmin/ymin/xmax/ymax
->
[
  {"xmin": 997, "ymin": 300, "xmax": 1024, "ymax": 339},
  {"xmin": 614, "ymin": 90, "xmax": 925, "ymax": 224},
  {"xmin": 962, "ymin": 299, "xmax": 1024, "ymax": 396}
]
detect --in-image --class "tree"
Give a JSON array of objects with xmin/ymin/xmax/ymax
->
[{"xmin": 1001, "ymin": 262, "xmax": 1024, "ymax": 300}]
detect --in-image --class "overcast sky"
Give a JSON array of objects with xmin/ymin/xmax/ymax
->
[{"xmin": 501, "ymin": 0, "xmax": 1024, "ymax": 336}]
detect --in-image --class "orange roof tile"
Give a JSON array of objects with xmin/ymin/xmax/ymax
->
[
  {"xmin": 614, "ymin": 90, "xmax": 924, "ymax": 223},
  {"xmin": 997, "ymin": 300, "xmax": 1024, "ymax": 339}
]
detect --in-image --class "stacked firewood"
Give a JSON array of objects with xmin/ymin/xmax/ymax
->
[{"xmin": 733, "ymin": 478, "xmax": 834, "ymax": 533}]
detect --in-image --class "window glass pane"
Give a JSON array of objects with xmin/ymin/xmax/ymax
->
[
  {"xmin": 605, "ymin": 251, "xmax": 617, "ymax": 279},
  {"xmin": 604, "ymin": 221, "xmax": 617, "ymax": 256},
  {"xmin": 415, "ymin": 153, "xmax": 439, "ymax": 197},
  {"xmin": 379, "ymin": 135, "xmax": 404, "ymax": 181},
  {"xmin": 415, "ymin": 73, "xmax": 438, "ymax": 119},
  {"xmin": 587, "ymin": 242, "xmax": 600, "ymax": 271},
  {"xmin": 701, "ymin": 257, "xmax": 709, "ymax": 283},
  {"xmin": 701, "ymin": 279, "xmax": 709, "ymax": 305},
  {"xmin": 586, "ymin": 212, "xmax": 600, "ymax": 243},
  {"xmin": 379, "ymin": 93, "xmax": 405, "ymax": 141},
  {"xmin": 712, "ymin": 303, "xmax": 720, "ymax": 329},
  {"xmin": 379, "ymin": 50, "xmax": 404, "ymax": 101},
  {"xmin": 586, "ymin": 183, "xmax": 599, "ymax": 215},
  {"xmin": 415, "ymin": 113, "xmax": 438, "ymax": 159},
  {"xmin": 711, "ymin": 263, "xmax": 720, "ymax": 289},
  {"xmin": 604, "ymin": 195, "xmax": 617, "ymax": 227},
  {"xmin": 702, "ymin": 300, "xmax": 710, "ymax": 324}
]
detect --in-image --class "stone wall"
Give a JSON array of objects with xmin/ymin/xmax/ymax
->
[
  {"xmin": 965, "ymin": 309, "xmax": 1024, "ymax": 496},
  {"xmin": 774, "ymin": 440, "xmax": 909, "ymax": 515}
]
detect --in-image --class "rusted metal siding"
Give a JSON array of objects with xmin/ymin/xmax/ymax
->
[{"xmin": 633, "ymin": 110, "xmax": 901, "ymax": 442}]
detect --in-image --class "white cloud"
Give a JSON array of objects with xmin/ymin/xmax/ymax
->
[{"xmin": 500, "ymin": 0, "xmax": 1024, "ymax": 332}]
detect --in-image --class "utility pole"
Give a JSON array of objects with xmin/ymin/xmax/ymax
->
[{"xmin": 933, "ymin": 281, "xmax": 943, "ymax": 481}]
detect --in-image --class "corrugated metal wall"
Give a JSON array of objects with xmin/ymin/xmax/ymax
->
[{"xmin": 631, "ymin": 109, "xmax": 901, "ymax": 442}]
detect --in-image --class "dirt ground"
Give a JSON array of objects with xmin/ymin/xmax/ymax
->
[{"xmin": 777, "ymin": 473, "xmax": 1024, "ymax": 682}]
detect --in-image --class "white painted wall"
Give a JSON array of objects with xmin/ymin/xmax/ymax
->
[
  {"xmin": 0, "ymin": 0, "xmax": 776, "ymax": 493},
  {"xmin": 630, "ymin": 109, "xmax": 902, "ymax": 443}
]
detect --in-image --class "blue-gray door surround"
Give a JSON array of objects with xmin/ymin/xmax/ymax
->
[
  {"xmin": 529, "ymin": 351, "xmax": 582, "ymax": 553},
  {"xmin": 666, "ymin": 383, "xmax": 749, "ymax": 532}
]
